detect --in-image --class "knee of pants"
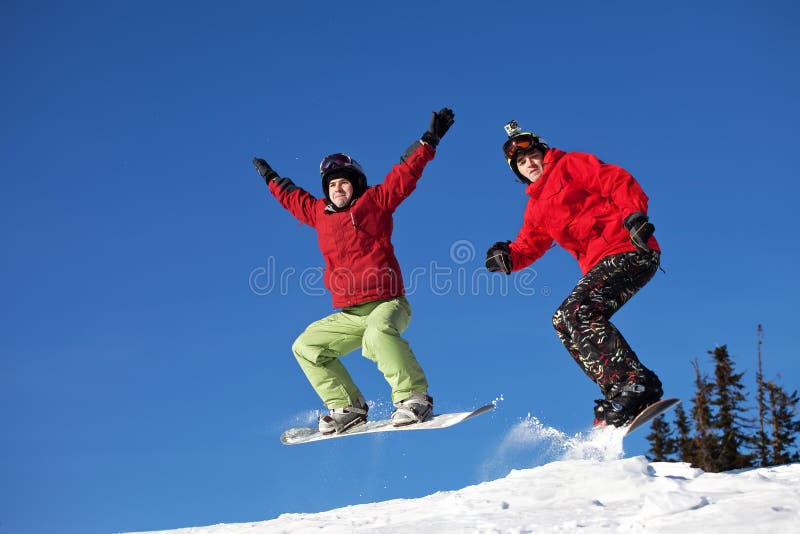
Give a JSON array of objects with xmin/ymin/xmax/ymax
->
[
  {"xmin": 362, "ymin": 316, "xmax": 408, "ymax": 359},
  {"xmin": 573, "ymin": 302, "xmax": 603, "ymax": 326},
  {"xmin": 557, "ymin": 301, "xmax": 601, "ymax": 331},
  {"xmin": 362, "ymin": 323, "xmax": 399, "ymax": 351},
  {"xmin": 365, "ymin": 306, "xmax": 407, "ymax": 336},
  {"xmin": 292, "ymin": 334, "xmax": 323, "ymax": 366},
  {"xmin": 552, "ymin": 307, "xmax": 570, "ymax": 334},
  {"xmin": 365, "ymin": 317, "xmax": 399, "ymax": 336}
]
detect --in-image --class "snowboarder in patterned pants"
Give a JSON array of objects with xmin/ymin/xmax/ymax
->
[
  {"xmin": 485, "ymin": 120, "xmax": 663, "ymax": 427},
  {"xmin": 252, "ymin": 108, "xmax": 455, "ymax": 435}
]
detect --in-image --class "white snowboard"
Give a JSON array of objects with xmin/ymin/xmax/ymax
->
[{"xmin": 280, "ymin": 403, "xmax": 495, "ymax": 445}]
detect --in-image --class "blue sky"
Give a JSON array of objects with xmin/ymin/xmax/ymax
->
[{"xmin": 2, "ymin": 1, "xmax": 799, "ymax": 532}]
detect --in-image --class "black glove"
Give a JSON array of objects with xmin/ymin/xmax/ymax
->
[
  {"xmin": 253, "ymin": 157, "xmax": 279, "ymax": 183},
  {"xmin": 485, "ymin": 241, "xmax": 512, "ymax": 274},
  {"xmin": 624, "ymin": 212, "xmax": 655, "ymax": 252},
  {"xmin": 421, "ymin": 107, "xmax": 455, "ymax": 148}
]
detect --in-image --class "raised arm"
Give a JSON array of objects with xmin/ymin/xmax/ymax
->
[
  {"xmin": 372, "ymin": 108, "xmax": 455, "ymax": 211},
  {"xmin": 253, "ymin": 157, "xmax": 318, "ymax": 227}
]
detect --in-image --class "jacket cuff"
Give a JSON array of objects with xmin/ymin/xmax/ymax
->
[
  {"xmin": 402, "ymin": 139, "xmax": 436, "ymax": 163},
  {"xmin": 420, "ymin": 131, "xmax": 439, "ymax": 148},
  {"xmin": 623, "ymin": 211, "xmax": 647, "ymax": 230},
  {"xmin": 270, "ymin": 176, "xmax": 299, "ymax": 194}
]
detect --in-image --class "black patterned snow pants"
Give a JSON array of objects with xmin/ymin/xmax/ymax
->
[{"xmin": 552, "ymin": 250, "xmax": 661, "ymax": 397}]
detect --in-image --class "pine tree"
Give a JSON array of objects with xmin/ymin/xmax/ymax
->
[
  {"xmin": 690, "ymin": 358, "xmax": 717, "ymax": 471},
  {"xmin": 709, "ymin": 345, "xmax": 755, "ymax": 470},
  {"xmin": 650, "ymin": 332, "xmax": 800, "ymax": 470},
  {"xmin": 647, "ymin": 414, "xmax": 676, "ymax": 461},
  {"xmin": 754, "ymin": 325, "xmax": 770, "ymax": 466},
  {"xmin": 673, "ymin": 402, "xmax": 695, "ymax": 463},
  {"xmin": 766, "ymin": 380, "xmax": 800, "ymax": 465}
]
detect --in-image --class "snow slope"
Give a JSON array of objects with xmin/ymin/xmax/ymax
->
[{"xmin": 129, "ymin": 422, "xmax": 800, "ymax": 534}]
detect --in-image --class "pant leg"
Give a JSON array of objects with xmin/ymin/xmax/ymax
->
[
  {"xmin": 360, "ymin": 297, "xmax": 429, "ymax": 403},
  {"xmin": 291, "ymin": 311, "xmax": 366, "ymax": 409},
  {"xmin": 552, "ymin": 251, "xmax": 660, "ymax": 394}
]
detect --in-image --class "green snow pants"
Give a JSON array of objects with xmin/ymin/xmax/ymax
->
[{"xmin": 291, "ymin": 296, "xmax": 428, "ymax": 409}]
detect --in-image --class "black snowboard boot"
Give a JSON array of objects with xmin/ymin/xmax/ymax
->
[{"xmin": 593, "ymin": 376, "xmax": 663, "ymax": 428}]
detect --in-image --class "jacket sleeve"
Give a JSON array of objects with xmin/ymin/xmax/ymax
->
[
  {"xmin": 564, "ymin": 152, "xmax": 650, "ymax": 216},
  {"xmin": 371, "ymin": 140, "xmax": 436, "ymax": 211},
  {"xmin": 509, "ymin": 201, "xmax": 554, "ymax": 271},
  {"xmin": 267, "ymin": 176, "xmax": 318, "ymax": 228}
]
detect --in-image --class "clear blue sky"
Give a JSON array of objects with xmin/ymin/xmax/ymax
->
[{"xmin": 2, "ymin": 1, "xmax": 799, "ymax": 533}]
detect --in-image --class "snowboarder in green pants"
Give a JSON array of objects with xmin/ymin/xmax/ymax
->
[{"xmin": 252, "ymin": 108, "xmax": 454, "ymax": 434}]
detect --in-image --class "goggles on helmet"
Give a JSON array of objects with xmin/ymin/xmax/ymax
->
[
  {"xmin": 320, "ymin": 153, "xmax": 353, "ymax": 175},
  {"xmin": 502, "ymin": 133, "xmax": 543, "ymax": 160}
]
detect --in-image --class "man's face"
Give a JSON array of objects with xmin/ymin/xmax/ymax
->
[
  {"xmin": 516, "ymin": 149, "xmax": 545, "ymax": 183},
  {"xmin": 329, "ymin": 177, "xmax": 354, "ymax": 208}
]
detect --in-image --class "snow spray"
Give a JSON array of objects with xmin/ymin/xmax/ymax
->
[{"xmin": 479, "ymin": 414, "xmax": 626, "ymax": 480}]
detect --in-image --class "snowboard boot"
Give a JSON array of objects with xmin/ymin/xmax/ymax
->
[
  {"xmin": 593, "ymin": 376, "xmax": 663, "ymax": 428},
  {"xmin": 318, "ymin": 396, "xmax": 368, "ymax": 435},
  {"xmin": 391, "ymin": 392, "xmax": 434, "ymax": 427}
]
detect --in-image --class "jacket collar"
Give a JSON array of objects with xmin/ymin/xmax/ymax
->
[
  {"xmin": 525, "ymin": 147, "xmax": 565, "ymax": 197},
  {"xmin": 325, "ymin": 196, "xmax": 360, "ymax": 214}
]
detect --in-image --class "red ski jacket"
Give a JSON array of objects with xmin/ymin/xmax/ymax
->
[
  {"xmin": 509, "ymin": 147, "xmax": 660, "ymax": 274},
  {"xmin": 268, "ymin": 142, "xmax": 435, "ymax": 308}
]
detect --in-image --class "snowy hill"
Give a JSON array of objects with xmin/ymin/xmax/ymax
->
[{"xmin": 129, "ymin": 423, "xmax": 800, "ymax": 534}]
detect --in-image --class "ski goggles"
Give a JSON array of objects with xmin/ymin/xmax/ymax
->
[
  {"xmin": 502, "ymin": 134, "xmax": 542, "ymax": 159},
  {"xmin": 320, "ymin": 153, "xmax": 353, "ymax": 174}
]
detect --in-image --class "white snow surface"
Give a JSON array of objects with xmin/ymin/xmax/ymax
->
[{"xmin": 129, "ymin": 420, "xmax": 800, "ymax": 534}]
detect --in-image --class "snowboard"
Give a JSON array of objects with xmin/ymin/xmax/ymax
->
[
  {"xmin": 624, "ymin": 397, "xmax": 680, "ymax": 436},
  {"xmin": 280, "ymin": 403, "xmax": 495, "ymax": 445}
]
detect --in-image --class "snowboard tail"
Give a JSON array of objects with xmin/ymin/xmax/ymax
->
[
  {"xmin": 625, "ymin": 397, "xmax": 680, "ymax": 435},
  {"xmin": 281, "ymin": 403, "xmax": 495, "ymax": 445}
]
